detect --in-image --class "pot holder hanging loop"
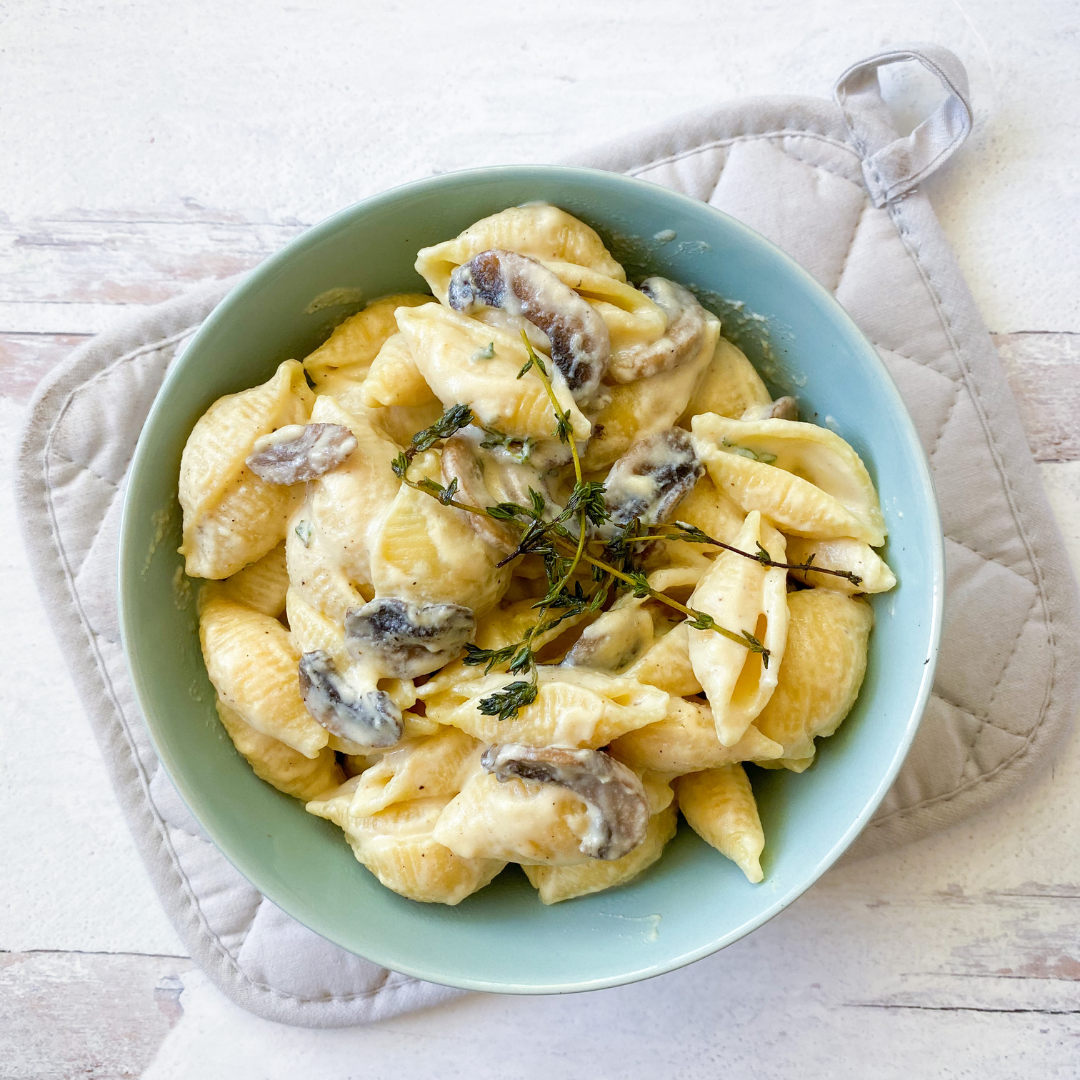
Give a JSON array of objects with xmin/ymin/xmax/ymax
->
[{"xmin": 834, "ymin": 43, "xmax": 973, "ymax": 207}]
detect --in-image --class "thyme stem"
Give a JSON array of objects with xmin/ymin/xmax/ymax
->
[
  {"xmin": 620, "ymin": 522, "xmax": 863, "ymax": 587},
  {"xmin": 573, "ymin": 549, "xmax": 766, "ymax": 653},
  {"xmin": 519, "ymin": 330, "xmax": 588, "ymax": 602}
]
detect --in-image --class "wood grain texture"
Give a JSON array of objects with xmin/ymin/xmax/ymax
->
[
  {"xmin": 0, "ymin": 211, "xmax": 305, "ymax": 309},
  {"xmin": 993, "ymin": 332, "xmax": 1080, "ymax": 462},
  {"xmin": 0, "ymin": 951, "xmax": 192, "ymax": 1080},
  {"xmin": 0, "ymin": 333, "xmax": 91, "ymax": 402}
]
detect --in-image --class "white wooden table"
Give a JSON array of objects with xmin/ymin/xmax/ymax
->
[{"xmin": 2, "ymin": 2, "xmax": 1079, "ymax": 1076}]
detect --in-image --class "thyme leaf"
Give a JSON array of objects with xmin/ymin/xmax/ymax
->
[
  {"xmin": 479, "ymin": 427, "xmax": 535, "ymax": 464},
  {"xmin": 565, "ymin": 480, "xmax": 610, "ymax": 528},
  {"xmin": 477, "ymin": 679, "xmax": 539, "ymax": 721},
  {"xmin": 626, "ymin": 569, "xmax": 652, "ymax": 598},
  {"xmin": 410, "ymin": 403, "xmax": 474, "ymax": 454}
]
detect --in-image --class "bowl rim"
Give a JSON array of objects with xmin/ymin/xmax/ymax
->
[{"xmin": 118, "ymin": 163, "xmax": 945, "ymax": 994}]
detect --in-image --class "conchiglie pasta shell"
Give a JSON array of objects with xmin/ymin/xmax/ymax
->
[
  {"xmin": 753, "ymin": 588, "xmax": 873, "ymax": 765},
  {"xmin": 687, "ymin": 511, "xmax": 789, "ymax": 746},
  {"xmin": 199, "ymin": 587, "xmax": 328, "ymax": 758},
  {"xmin": 673, "ymin": 472, "xmax": 746, "ymax": 543},
  {"xmin": 692, "ymin": 413, "xmax": 886, "ymax": 546},
  {"xmin": 285, "ymin": 394, "xmax": 401, "ymax": 617},
  {"xmin": 359, "ymin": 332, "xmax": 439, "ymax": 409},
  {"xmin": 623, "ymin": 623, "xmax": 702, "ymax": 696},
  {"xmin": 680, "ymin": 336, "xmax": 771, "ymax": 421},
  {"xmin": 364, "ymin": 400, "xmax": 445, "ymax": 449},
  {"xmin": 396, "ymin": 304, "xmax": 591, "ymax": 442},
  {"xmin": 179, "ymin": 359, "xmax": 313, "ymax": 578},
  {"xmin": 440, "ymin": 667, "xmax": 669, "ymax": 749},
  {"xmin": 218, "ymin": 541, "xmax": 289, "ymax": 617},
  {"xmin": 432, "ymin": 768, "xmax": 593, "ymax": 866},
  {"xmin": 610, "ymin": 697, "xmax": 783, "ymax": 774},
  {"xmin": 285, "ymin": 585, "xmax": 350, "ymax": 666},
  {"xmin": 413, "ymin": 659, "xmax": 485, "ymax": 718},
  {"xmin": 415, "ymin": 203, "xmax": 625, "ymax": 302},
  {"xmin": 523, "ymin": 804, "xmax": 678, "ymax": 904},
  {"xmin": 348, "ymin": 727, "xmax": 482, "ymax": 817},
  {"xmin": 640, "ymin": 770, "xmax": 676, "ymax": 814},
  {"xmin": 302, "ymin": 294, "xmax": 430, "ymax": 389},
  {"xmin": 285, "ymin": 504, "xmax": 370, "ymax": 625},
  {"xmin": 540, "ymin": 261, "xmax": 667, "ymax": 355},
  {"xmin": 581, "ymin": 317, "xmax": 717, "ymax": 471},
  {"xmin": 476, "ymin": 596, "xmax": 592, "ymax": 653},
  {"xmin": 784, "ymin": 536, "xmax": 897, "ymax": 595},
  {"xmin": 304, "ymin": 775, "xmax": 362, "ymax": 828},
  {"xmin": 676, "ymin": 764, "xmax": 765, "ymax": 883},
  {"xmin": 369, "ymin": 458, "xmax": 512, "ymax": 617},
  {"xmin": 307, "ymin": 791, "xmax": 505, "ymax": 905},
  {"xmin": 215, "ymin": 697, "xmax": 343, "ymax": 801}
]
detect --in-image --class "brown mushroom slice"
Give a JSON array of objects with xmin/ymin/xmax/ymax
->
[
  {"xmin": 447, "ymin": 249, "xmax": 610, "ymax": 403},
  {"xmin": 561, "ymin": 605, "xmax": 655, "ymax": 674},
  {"xmin": 344, "ymin": 597, "xmax": 475, "ymax": 679},
  {"xmin": 606, "ymin": 278, "xmax": 711, "ymax": 383},
  {"xmin": 741, "ymin": 396, "xmax": 800, "ymax": 422},
  {"xmin": 439, "ymin": 435, "xmax": 517, "ymax": 552},
  {"xmin": 246, "ymin": 423, "xmax": 357, "ymax": 484},
  {"xmin": 298, "ymin": 650, "xmax": 403, "ymax": 748},
  {"xmin": 602, "ymin": 427, "xmax": 705, "ymax": 531},
  {"xmin": 481, "ymin": 743, "xmax": 649, "ymax": 860}
]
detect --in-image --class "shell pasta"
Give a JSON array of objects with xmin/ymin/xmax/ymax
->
[{"xmin": 180, "ymin": 203, "xmax": 894, "ymax": 905}]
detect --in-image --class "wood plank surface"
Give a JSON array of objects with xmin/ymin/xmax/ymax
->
[
  {"xmin": 2, "ymin": 209, "xmax": 1077, "ymax": 465},
  {"xmin": 0, "ymin": 333, "xmax": 91, "ymax": 403},
  {"xmin": 0, "ymin": 952, "xmax": 193, "ymax": 1080},
  {"xmin": 994, "ymin": 332, "xmax": 1080, "ymax": 463},
  {"xmin": 0, "ymin": 212, "xmax": 305, "ymax": 308}
]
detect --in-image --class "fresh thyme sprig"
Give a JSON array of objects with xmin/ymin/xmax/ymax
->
[
  {"xmin": 390, "ymin": 402, "xmax": 474, "ymax": 482},
  {"xmin": 476, "ymin": 679, "xmax": 538, "ymax": 721},
  {"xmin": 387, "ymin": 335, "xmax": 770, "ymax": 718},
  {"xmin": 459, "ymin": 334, "xmax": 598, "ymax": 715}
]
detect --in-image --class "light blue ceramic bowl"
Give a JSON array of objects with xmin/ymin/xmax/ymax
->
[{"xmin": 119, "ymin": 166, "xmax": 943, "ymax": 993}]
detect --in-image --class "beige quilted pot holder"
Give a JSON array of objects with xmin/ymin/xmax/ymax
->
[{"xmin": 16, "ymin": 44, "xmax": 1080, "ymax": 1027}]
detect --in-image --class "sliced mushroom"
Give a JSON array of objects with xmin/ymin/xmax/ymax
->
[
  {"xmin": 298, "ymin": 650, "xmax": 403, "ymax": 748},
  {"xmin": 561, "ymin": 604, "xmax": 655, "ymax": 674},
  {"xmin": 741, "ymin": 396, "xmax": 799, "ymax": 422},
  {"xmin": 440, "ymin": 432, "xmax": 565, "ymax": 554},
  {"xmin": 440, "ymin": 436, "xmax": 519, "ymax": 553},
  {"xmin": 447, "ymin": 249, "xmax": 610, "ymax": 403},
  {"xmin": 602, "ymin": 428, "xmax": 704, "ymax": 529},
  {"xmin": 344, "ymin": 597, "xmax": 475, "ymax": 678},
  {"xmin": 246, "ymin": 423, "xmax": 357, "ymax": 484},
  {"xmin": 607, "ymin": 278, "xmax": 712, "ymax": 383},
  {"xmin": 480, "ymin": 743, "xmax": 649, "ymax": 860}
]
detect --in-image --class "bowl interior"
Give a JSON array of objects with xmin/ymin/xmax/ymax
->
[{"xmin": 119, "ymin": 166, "xmax": 942, "ymax": 993}]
